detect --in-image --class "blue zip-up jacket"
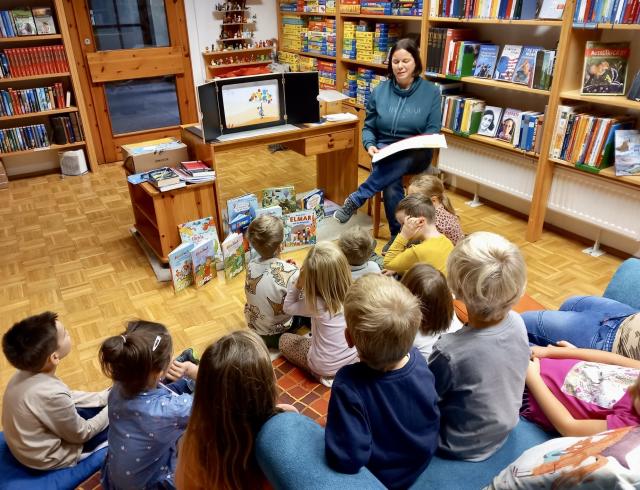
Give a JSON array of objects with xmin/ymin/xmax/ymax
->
[{"xmin": 362, "ymin": 77, "xmax": 442, "ymax": 151}]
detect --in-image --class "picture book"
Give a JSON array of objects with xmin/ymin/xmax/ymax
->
[
  {"xmin": 497, "ymin": 108, "xmax": 522, "ymax": 143},
  {"xmin": 222, "ymin": 232, "xmax": 245, "ymax": 280},
  {"xmin": 221, "ymin": 79, "xmax": 280, "ymax": 129},
  {"xmin": 227, "ymin": 193, "xmax": 259, "ymax": 233},
  {"xmin": 191, "ymin": 239, "xmax": 216, "ymax": 288},
  {"xmin": 614, "ymin": 130, "xmax": 640, "ymax": 176},
  {"xmin": 283, "ymin": 210, "xmax": 317, "ymax": 249},
  {"xmin": 581, "ymin": 41, "xmax": 630, "ymax": 95},
  {"xmin": 477, "ymin": 106, "xmax": 503, "ymax": 137},
  {"xmin": 262, "ymin": 185, "xmax": 297, "ymax": 214},
  {"xmin": 168, "ymin": 242, "xmax": 195, "ymax": 293},
  {"xmin": 177, "ymin": 216, "xmax": 222, "ymax": 262},
  {"xmin": 31, "ymin": 7, "xmax": 56, "ymax": 35},
  {"xmin": 255, "ymin": 205, "xmax": 284, "ymax": 219},
  {"xmin": 296, "ymin": 188, "xmax": 325, "ymax": 222},
  {"xmin": 512, "ymin": 46, "xmax": 542, "ymax": 86},
  {"xmin": 11, "ymin": 9, "xmax": 37, "ymax": 36},
  {"xmin": 148, "ymin": 167, "xmax": 181, "ymax": 189},
  {"xmin": 473, "ymin": 45, "xmax": 499, "ymax": 79},
  {"xmin": 494, "ymin": 45, "xmax": 523, "ymax": 82}
]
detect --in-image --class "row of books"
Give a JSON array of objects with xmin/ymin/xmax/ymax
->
[
  {"xmin": 441, "ymin": 94, "xmax": 545, "ymax": 153},
  {"xmin": 0, "ymin": 123, "xmax": 50, "ymax": 154},
  {"xmin": 50, "ymin": 114, "xmax": 84, "ymax": 145},
  {"xmin": 0, "ymin": 83, "xmax": 67, "ymax": 117},
  {"xmin": 0, "ymin": 46, "xmax": 70, "ymax": 78},
  {"xmin": 0, "ymin": 8, "xmax": 56, "ymax": 37},
  {"xmin": 573, "ymin": 0, "xmax": 640, "ymax": 24},
  {"xmin": 279, "ymin": 0, "xmax": 337, "ymax": 13},
  {"xmin": 429, "ymin": 0, "xmax": 563, "ymax": 19},
  {"xmin": 339, "ymin": 0, "xmax": 423, "ymax": 15}
]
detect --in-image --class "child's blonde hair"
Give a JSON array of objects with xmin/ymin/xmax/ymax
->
[
  {"xmin": 447, "ymin": 232, "xmax": 526, "ymax": 324},
  {"xmin": 338, "ymin": 226, "xmax": 376, "ymax": 266},
  {"xmin": 401, "ymin": 263, "xmax": 453, "ymax": 336},
  {"xmin": 248, "ymin": 215, "xmax": 284, "ymax": 259},
  {"xmin": 345, "ymin": 274, "xmax": 421, "ymax": 371},
  {"xmin": 301, "ymin": 241, "xmax": 352, "ymax": 316},
  {"xmin": 408, "ymin": 174, "xmax": 457, "ymax": 216}
]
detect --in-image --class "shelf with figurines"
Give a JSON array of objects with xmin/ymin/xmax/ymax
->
[
  {"xmin": 203, "ymin": 40, "xmax": 275, "ymax": 76},
  {"xmin": 214, "ymin": 2, "xmax": 249, "ymax": 12}
]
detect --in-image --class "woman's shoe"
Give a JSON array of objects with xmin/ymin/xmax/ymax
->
[{"xmin": 333, "ymin": 198, "xmax": 358, "ymax": 224}]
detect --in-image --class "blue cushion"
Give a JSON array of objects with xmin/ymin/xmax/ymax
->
[
  {"xmin": 0, "ymin": 432, "xmax": 106, "ymax": 490},
  {"xmin": 603, "ymin": 258, "xmax": 640, "ymax": 309},
  {"xmin": 410, "ymin": 418, "xmax": 555, "ymax": 489}
]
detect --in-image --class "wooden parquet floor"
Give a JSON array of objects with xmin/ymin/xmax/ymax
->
[{"xmin": 0, "ymin": 145, "xmax": 625, "ymax": 425}]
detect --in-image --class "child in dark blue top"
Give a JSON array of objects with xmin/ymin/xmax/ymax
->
[{"xmin": 325, "ymin": 273, "xmax": 440, "ymax": 490}]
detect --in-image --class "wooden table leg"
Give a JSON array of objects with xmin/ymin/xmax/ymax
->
[{"xmin": 316, "ymin": 133, "xmax": 358, "ymax": 205}]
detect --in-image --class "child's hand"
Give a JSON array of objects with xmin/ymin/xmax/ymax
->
[
  {"xmin": 381, "ymin": 269, "xmax": 395, "ymax": 276},
  {"xmin": 277, "ymin": 403, "xmax": 299, "ymax": 413},
  {"xmin": 556, "ymin": 340, "xmax": 576, "ymax": 349},
  {"xmin": 166, "ymin": 360, "xmax": 198, "ymax": 380},
  {"xmin": 286, "ymin": 258, "xmax": 298, "ymax": 267},
  {"xmin": 400, "ymin": 217, "xmax": 422, "ymax": 240}
]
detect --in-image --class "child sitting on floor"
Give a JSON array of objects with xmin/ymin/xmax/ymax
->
[
  {"xmin": 408, "ymin": 174, "xmax": 464, "ymax": 245},
  {"xmin": 245, "ymin": 214, "xmax": 299, "ymax": 349},
  {"xmin": 176, "ymin": 330, "xmax": 297, "ymax": 489},
  {"xmin": 325, "ymin": 274, "xmax": 440, "ymax": 490},
  {"xmin": 383, "ymin": 195, "xmax": 454, "ymax": 275},
  {"xmin": 401, "ymin": 263, "xmax": 463, "ymax": 360},
  {"xmin": 429, "ymin": 232, "xmax": 530, "ymax": 461},
  {"xmin": 523, "ymin": 343, "xmax": 640, "ymax": 436},
  {"xmin": 279, "ymin": 241, "xmax": 358, "ymax": 386},
  {"xmin": 99, "ymin": 320, "xmax": 198, "ymax": 490},
  {"xmin": 2, "ymin": 312, "xmax": 109, "ymax": 470},
  {"xmin": 337, "ymin": 226, "xmax": 381, "ymax": 280}
]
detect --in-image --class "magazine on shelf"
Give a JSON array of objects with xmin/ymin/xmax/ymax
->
[
  {"xmin": 494, "ymin": 45, "xmax": 523, "ymax": 82},
  {"xmin": 477, "ymin": 106, "xmax": 503, "ymax": 138},
  {"xmin": 581, "ymin": 42, "xmax": 630, "ymax": 96},
  {"xmin": 371, "ymin": 134, "xmax": 448, "ymax": 164},
  {"xmin": 473, "ymin": 45, "xmax": 499, "ymax": 79},
  {"xmin": 614, "ymin": 130, "xmax": 640, "ymax": 176}
]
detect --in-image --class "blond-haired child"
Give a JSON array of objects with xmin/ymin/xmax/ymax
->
[
  {"xmin": 337, "ymin": 226, "xmax": 381, "ymax": 280},
  {"xmin": 279, "ymin": 241, "xmax": 358, "ymax": 385},
  {"xmin": 408, "ymin": 174, "xmax": 464, "ymax": 245},
  {"xmin": 383, "ymin": 195, "xmax": 454, "ymax": 274},
  {"xmin": 245, "ymin": 215, "xmax": 298, "ymax": 349},
  {"xmin": 325, "ymin": 274, "xmax": 439, "ymax": 489},
  {"xmin": 428, "ymin": 231, "xmax": 530, "ymax": 461}
]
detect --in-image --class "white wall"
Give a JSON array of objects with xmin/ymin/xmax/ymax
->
[{"xmin": 184, "ymin": 0, "xmax": 279, "ymax": 88}]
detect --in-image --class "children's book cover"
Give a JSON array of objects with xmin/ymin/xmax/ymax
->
[
  {"xmin": 11, "ymin": 9, "xmax": 37, "ymax": 36},
  {"xmin": 168, "ymin": 242, "xmax": 195, "ymax": 293},
  {"xmin": 493, "ymin": 45, "xmax": 523, "ymax": 82},
  {"xmin": 296, "ymin": 188, "xmax": 325, "ymax": 222},
  {"xmin": 614, "ymin": 130, "xmax": 640, "ymax": 176},
  {"xmin": 262, "ymin": 185, "xmax": 297, "ymax": 214},
  {"xmin": 473, "ymin": 45, "xmax": 499, "ymax": 79},
  {"xmin": 477, "ymin": 106, "xmax": 503, "ymax": 137},
  {"xmin": 222, "ymin": 232, "xmax": 245, "ymax": 280},
  {"xmin": 283, "ymin": 210, "xmax": 317, "ymax": 249},
  {"xmin": 191, "ymin": 239, "xmax": 216, "ymax": 288},
  {"xmin": 227, "ymin": 193, "xmax": 259, "ymax": 233},
  {"xmin": 497, "ymin": 108, "xmax": 522, "ymax": 143},
  {"xmin": 178, "ymin": 216, "xmax": 222, "ymax": 262},
  {"xmin": 512, "ymin": 46, "xmax": 542, "ymax": 86},
  {"xmin": 581, "ymin": 41, "xmax": 630, "ymax": 95},
  {"xmin": 32, "ymin": 7, "xmax": 56, "ymax": 34},
  {"xmin": 255, "ymin": 205, "xmax": 284, "ymax": 219}
]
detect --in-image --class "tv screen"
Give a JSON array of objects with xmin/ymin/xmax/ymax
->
[{"xmin": 221, "ymin": 78, "xmax": 281, "ymax": 129}]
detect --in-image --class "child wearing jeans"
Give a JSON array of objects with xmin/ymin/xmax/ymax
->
[
  {"xmin": 2, "ymin": 312, "xmax": 109, "ymax": 470},
  {"xmin": 429, "ymin": 232, "xmax": 530, "ymax": 461},
  {"xmin": 383, "ymin": 195, "xmax": 454, "ymax": 274},
  {"xmin": 245, "ymin": 214, "xmax": 299, "ymax": 349},
  {"xmin": 325, "ymin": 274, "xmax": 440, "ymax": 490},
  {"xmin": 99, "ymin": 320, "xmax": 198, "ymax": 490},
  {"xmin": 279, "ymin": 241, "xmax": 358, "ymax": 386},
  {"xmin": 337, "ymin": 226, "xmax": 381, "ymax": 280},
  {"xmin": 407, "ymin": 174, "xmax": 464, "ymax": 245}
]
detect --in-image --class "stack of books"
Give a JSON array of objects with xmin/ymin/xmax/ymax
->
[
  {"xmin": 148, "ymin": 167, "xmax": 186, "ymax": 192},
  {"xmin": 174, "ymin": 160, "xmax": 216, "ymax": 183}
]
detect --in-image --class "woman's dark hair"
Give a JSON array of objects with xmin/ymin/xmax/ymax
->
[
  {"xmin": 2, "ymin": 311, "xmax": 59, "ymax": 372},
  {"xmin": 99, "ymin": 320, "xmax": 172, "ymax": 398},
  {"xmin": 180, "ymin": 330, "xmax": 279, "ymax": 489},
  {"xmin": 483, "ymin": 110, "xmax": 495, "ymax": 131},
  {"xmin": 387, "ymin": 38, "xmax": 423, "ymax": 80}
]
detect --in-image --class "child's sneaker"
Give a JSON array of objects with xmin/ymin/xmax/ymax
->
[{"xmin": 174, "ymin": 347, "xmax": 199, "ymax": 365}]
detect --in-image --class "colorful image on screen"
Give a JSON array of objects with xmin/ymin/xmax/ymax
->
[{"xmin": 221, "ymin": 79, "xmax": 280, "ymax": 129}]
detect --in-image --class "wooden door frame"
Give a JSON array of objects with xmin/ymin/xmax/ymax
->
[{"xmin": 63, "ymin": 0, "xmax": 198, "ymax": 164}]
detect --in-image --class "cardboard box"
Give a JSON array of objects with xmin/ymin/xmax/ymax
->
[{"xmin": 122, "ymin": 137, "xmax": 189, "ymax": 174}]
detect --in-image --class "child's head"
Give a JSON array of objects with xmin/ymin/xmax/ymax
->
[
  {"xmin": 345, "ymin": 274, "xmax": 421, "ymax": 371},
  {"xmin": 99, "ymin": 320, "xmax": 172, "ymax": 398},
  {"xmin": 181, "ymin": 329, "xmax": 277, "ymax": 488},
  {"xmin": 248, "ymin": 215, "xmax": 284, "ymax": 259},
  {"xmin": 447, "ymin": 232, "xmax": 526, "ymax": 324},
  {"xmin": 407, "ymin": 174, "xmax": 457, "ymax": 216},
  {"xmin": 301, "ymin": 241, "xmax": 352, "ymax": 316},
  {"xmin": 2, "ymin": 312, "xmax": 71, "ymax": 373},
  {"xmin": 401, "ymin": 263, "xmax": 453, "ymax": 336},
  {"xmin": 338, "ymin": 226, "xmax": 377, "ymax": 267},
  {"xmin": 395, "ymin": 194, "xmax": 435, "ymax": 230}
]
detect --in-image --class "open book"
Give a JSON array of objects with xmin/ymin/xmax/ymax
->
[{"xmin": 371, "ymin": 134, "xmax": 448, "ymax": 164}]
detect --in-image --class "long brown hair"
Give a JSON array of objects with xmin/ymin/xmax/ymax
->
[
  {"xmin": 408, "ymin": 174, "xmax": 458, "ymax": 216},
  {"xmin": 180, "ymin": 330, "xmax": 279, "ymax": 489}
]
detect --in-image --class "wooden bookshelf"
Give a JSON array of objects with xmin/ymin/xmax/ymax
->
[
  {"xmin": 340, "ymin": 13, "xmax": 422, "ymax": 21},
  {"xmin": 549, "ymin": 157, "xmax": 640, "ymax": 190},
  {"xmin": 428, "ymin": 17, "xmax": 563, "ymax": 26},
  {"xmin": 0, "ymin": 34, "xmax": 63, "ymax": 44},
  {"xmin": 203, "ymin": 47, "xmax": 273, "ymax": 56},
  {"xmin": 0, "ymin": 73, "xmax": 70, "ymax": 85},
  {"xmin": 342, "ymin": 58, "xmax": 387, "ymax": 69},
  {"xmin": 428, "ymin": 72, "xmax": 551, "ymax": 95},
  {"xmin": 280, "ymin": 11, "xmax": 336, "ymax": 17},
  {"xmin": 0, "ymin": 141, "xmax": 85, "ymax": 158},
  {"xmin": 282, "ymin": 48, "xmax": 336, "ymax": 61},
  {"xmin": 560, "ymin": 89, "xmax": 640, "ymax": 110},
  {"xmin": 442, "ymin": 127, "xmax": 539, "ymax": 158},
  {"xmin": 572, "ymin": 22, "xmax": 640, "ymax": 30},
  {"xmin": 0, "ymin": 106, "xmax": 78, "ymax": 122}
]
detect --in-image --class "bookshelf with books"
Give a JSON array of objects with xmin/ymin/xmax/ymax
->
[{"xmin": 0, "ymin": 1, "xmax": 97, "ymax": 175}]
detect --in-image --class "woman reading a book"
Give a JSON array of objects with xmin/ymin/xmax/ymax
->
[{"xmin": 333, "ymin": 38, "xmax": 442, "ymax": 253}]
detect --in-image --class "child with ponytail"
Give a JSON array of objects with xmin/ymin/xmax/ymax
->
[{"xmin": 99, "ymin": 320, "xmax": 197, "ymax": 490}]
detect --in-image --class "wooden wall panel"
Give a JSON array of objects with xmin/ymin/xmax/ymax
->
[{"xmin": 86, "ymin": 47, "xmax": 185, "ymax": 83}]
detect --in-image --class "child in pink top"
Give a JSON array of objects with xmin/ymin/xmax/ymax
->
[
  {"xmin": 524, "ymin": 344, "xmax": 640, "ymax": 437},
  {"xmin": 279, "ymin": 242, "xmax": 358, "ymax": 386}
]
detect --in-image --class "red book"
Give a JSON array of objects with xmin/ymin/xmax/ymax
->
[
  {"xmin": 441, "ymin": 29, "xmax": 473, "ymax": 76},
  {"xmin": 5, "ymin": 49, "xmax": 19, "ymax": 77},
  {"xmin": 180, "ymin": 160, "xmax": 210, "ymax": 173},
  {"xmin": 45, "ymin": 46, "xmax": 56, "ymax": 73}
]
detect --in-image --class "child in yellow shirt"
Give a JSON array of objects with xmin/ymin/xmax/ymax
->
[{"xmin": 383, "ymin": 195, "xmax": 454, "ymax": 275}]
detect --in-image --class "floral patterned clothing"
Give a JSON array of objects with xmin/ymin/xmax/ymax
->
[{"xmin": 435, "ymin": 205, "xmax": 464, "ymax": 245}]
